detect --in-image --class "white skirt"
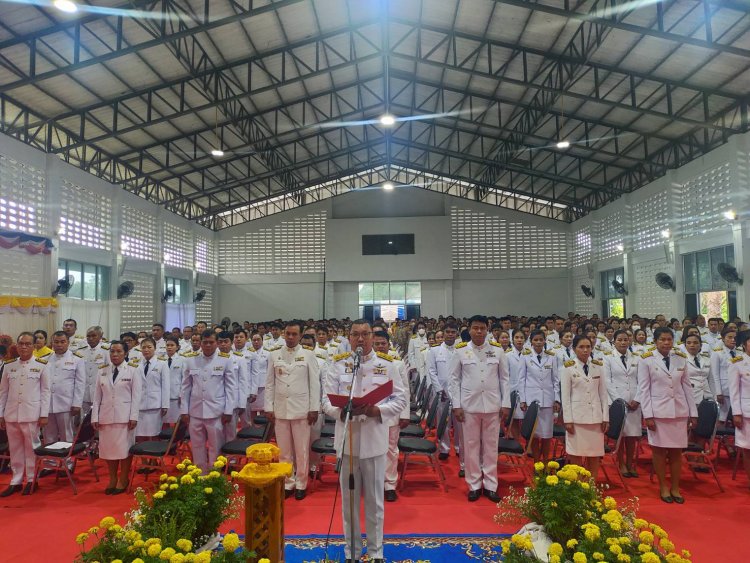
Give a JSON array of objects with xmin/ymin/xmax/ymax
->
[
  {"xmin": 647, "ymin": 417, "xmax": 688, "ymax": 449},
  {"xmin": 165, "ymin": 399, "xmax": 180, "ymax": 424},
  {"xmin": 137, "ymin": 409, "xmax": 163, "ymax": 437},
  {"xmin": 99, "ymin": 423, "xmax": 135, "ymax": 460},
  {"xmin": 566, "ymin": 423, "xmax": 604, "ymax": 457},
  {"xmin": 536, "ymin": 407, "xmax": 554, "ymax": 439},
  {"xmin": 735, "ymin": 417, "xmax": 750, "ymax": 450},
  {"xmin": 623, "ymin": 407, "xmax": 643, "ymax": 437}
]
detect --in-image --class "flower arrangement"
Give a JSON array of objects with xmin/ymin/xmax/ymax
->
[
  {"xmin": 496, "ymin": 462, "xmax": 692, "ymax": 563},
  {"xmin": 75, "ymin": 456, "xmax": 252, "ymax": 563}
]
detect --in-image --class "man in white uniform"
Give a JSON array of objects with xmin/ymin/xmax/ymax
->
[
  {"xmin": 449, "ymin": 315, "xmax": 510, "ymax": 503},
  {"xmin": 248, "ymin": 332, "xmax": 270, "ymax": 422},
  {"xmin": 0, "ymin": 333, "xmax": 51, "ymax": 496},
  {"xmin": 180, "ymin": 330, "xmax": 238, "ymax": 472},
  {"xmin": 77, "ymin": 326, "xmax": 110, "ymax": 413},
  {"xmin": 44, "ymin": 331, "xmax": 86, "ymax": 444},
  {"xmin": 62, "ymin": 318, "xmax": 85, "ymax": 350},
  {"xmin": 152, "ymin": 323, "xmax": 168, "ymax": 357},
  {"xmin": 407, "ymin": 322, "xmax": 428, "ymax": 380},
  {"xmin": 322, "ymin": 319, "xmax": 407, "ymax": 563},
  {"xmin": 265, "ymin": 320, "xmax": 320, "ymax": 500},
  {"xmin": 217, "ymin": 331, "xmax": 249, "ymax": 441}
]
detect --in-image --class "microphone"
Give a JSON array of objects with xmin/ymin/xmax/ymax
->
[{"xmin": 354, "ymin": 346, "xmax": 363, "ymax": 371}]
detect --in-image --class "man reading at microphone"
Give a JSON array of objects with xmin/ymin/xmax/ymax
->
[{"xmin": 322, "ymin": 319, "xmax": 407, "ymax": 563}]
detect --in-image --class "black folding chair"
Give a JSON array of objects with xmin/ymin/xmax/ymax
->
[
  {"xmin": 400, "ymin": 393, "xmax": 440, "ymax": 438},
  {"xmin": 310, "ymin": 436, "xmax": 337, "ymax": 490},
  {"xmin": 683, "ymin": 398, "xmax": 723, "ymax": 492},
  {"xmin": 222, "ymin": 420, "xmax": 273, "ymax": 471},
  {"xmin": 398, "ymin": 399, "xmax": 451, "ymax": 491},
  {"xmin": 498, "ymin": 400, "xmax": 539, "ymax": 483},
  {"xmin": 128, "ymin": 418, "xmax": 187, "ymax": 491},
  {"xmin": 33, "ymin": 409, "xmax": 99, "ymax": 495},
  {"xmin": 601, "ymin": 399, "xmax": 629, "ymax": 491}
]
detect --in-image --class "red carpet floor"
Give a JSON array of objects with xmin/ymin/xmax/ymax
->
[{"xmin": 0, "ymin": 450, "xmax": 747, "ymax": 562}]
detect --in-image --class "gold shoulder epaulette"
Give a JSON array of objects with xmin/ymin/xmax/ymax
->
[
  {"xmin": 39, "ymin": 351, "xmax": 52, "ymax": 358},
  {"xmin": 411, "ymin": 335, "xmax": 417, "ymax": 339},
  {"xmin": 127, "ymin": 360, "xmax": 138, "ymax": 368},
  {"xmin": 564, "ymin": 359, "xmax": 575, "ymax": 368},
  {"xmin": 302, "ymin": 345, "xmax": 313, "ymax": 351},
  {"xmin": 157, "ymin": 355, "xmax": 167, "ymax": 361},
  {"xmin": 233, "ymin": 350, "xmax": 244, "ymax": 356},
  {"xmin": 34, "ymin": 356, "xmax": 48, "ymax": 365},
  {"xmin": 456, "ymin": 342, "xmax": 468, "ymax": 349},
  {"xmin": 603, "ymin": 351, "xmax": 612, "ymax": 356},
  {"xmin": 3, "ymin": 358, "xmax": 17, "ymax": 365},
  {"xmin": 522, "ymin": 348, "xmax": 532, "ymax": 355},
  {"xmin": 490, "ymin": 341, "xmax": 502, "ymax": 348},
  {"xmin": 674, "ymin": 350, "xmax": 686, "ymax": 358},
  {"xmin": 714, "ymin": 346, "xmax": 723, "ymax": 352},
  {"xmin": 315, "ymin": 353, "xmax": 327, "ymax": 360},
  {"xmin": 98, "ymin": 363, "xmax": 108, "ymax": 369},
  {"xmin": 701, "ymin": 351, "xmax": 710, "ymax": 357},
  {"xmin": 731, "ymin": 355, "xmax": 744, "ymax": 363},
  {"xmin": 431, "ymin": 343, "xmax": 440, "ymax": 347},
  {"xmin": 393, "ymin": 354, "xmax": 402, "ymax": 361},
  {"xmin": 218, "ymin": 351, "xmax": 230, "ymax": 358},
  {"xmin": 376, "ymin": 351, "xmax": 393, "ymax": 362},
  {"xmin": 319, "ymin": 344, "xmax": 327, "ymax": 349},
  {"xmin": 592, "ymin": 359, "xmax": 603, "ymax": 366},
  {"xmin": 641, "ymin": 351, "xmax": 653, "ymax": 358},
  {"xmin": 187, "ymin": 351, "xmax": 199, "ymax": 357},
  {"xmin": 73, "ymin": 351, "xmax": 83, "ymax": 358},
  {"xmin": 101, "ymin": 343, "xmax": 110, "ymax": 350},
  {"xmin": 333, "ymin": 351, "xmax": 352, "ymax": 362},
  {"xmin": 545, "ymin": 349, "xmax": 557, "ymax": 355}
]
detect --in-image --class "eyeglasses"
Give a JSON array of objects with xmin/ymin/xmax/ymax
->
[{"xmin": 350, "ymin": 332, "xmax": 373, "ymax": 338}]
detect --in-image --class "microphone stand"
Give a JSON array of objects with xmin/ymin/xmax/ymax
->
[{"xmin": 336, "ymin": 348, "xmax": 362, "ymax": 563}]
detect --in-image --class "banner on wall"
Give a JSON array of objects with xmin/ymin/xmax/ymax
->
[
  {"xmin": 0, "ymin": 296, "xmax": 58, "ymax": 314},
  {"xmin": 0, "ymin": 230, "xmax": 53, "ymax": 255}
]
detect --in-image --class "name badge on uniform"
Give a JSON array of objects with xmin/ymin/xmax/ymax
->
[
  {"xmin": 345, "ymin": 362, "xmax": 353, "ymax": 374},
  {"xmin": 294, "ymin": 356, "xmax": 305, "ymax": 362},
  {"xmin": 213, "ymin": 366, "xmax": 223, "ymax": 371},
  {"xmin": 374, "ymin": 366, "xmax": 387, "ymax": 375},
  {"xmin": 544, "ymin": 365, "xmax": 552, "ymax": 370},
  {"xmin": 593, "ymin": 376, "xmax": 600, "ymax": 379},
  {"xmin": 485, "ymin": 351, "xmax": 496, "ymax": 358},
  {"xmin": 30, "ymin": 368, "xmax": 41, "ymax": 373}
]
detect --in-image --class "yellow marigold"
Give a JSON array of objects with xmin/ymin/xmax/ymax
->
[
  {"xmin": 110, "ymin": 524, "xmax": 122, "ymax": 533},
  {"xmin": 145, "ymin": 538, "xmax": 161, "ymax": 547},
  {"xmin": 551, "ymin": 501, "xmax": 558, "ymax": 507},
  {"xmin": 88, "ymin": 526, "xmax": 99, "ymax": 534},
  {"xmin": 573, "ymin": 553, "xmax": 588, "ymax": 563},
  {"xmin": 638, "ymin": 544, "xmax": 652, "ymax": 553},
  {"xmin": 153, "ymin": 491, "xmax": 166, "ymax": 500},
  {"xmin": 222, "ymin": 532, "xmax": 241, "ymax": 552},
  {"xmin": 604, "ymin": 496, "xmax": 618, "ymax": 509},
  {"xmin": 545, "ymin": 475, "xmax": 559, "ymax": 486},
  {"xmin": 204, "ymin": 487, "xmax": 213, "ymax": 494},
  {"xmin": 593, "ymin": 553, "xmax": 604, "ymax": 561},
  {"xmin": 133, "ymin": 559, "xmax": 145, "ymax": 563},
  {"xmin": 170, "ymin": 555, "xmax": 185, "ymax": 563},
  {"xmin": 147, "ymin": 544, "xmax": 162, "ymax": 557},
  {"xmin": 99, "ymin": 517, "xmax": 116, "ymax": 529},
  {"xmin": 580, "ymin": 482, "xmax": 590, "ymax": 489},
  {"xmin": 213, "ymin": 460, "xmax": 225, "ymax": 469},
  {"xmin": 133, "ymin": 540, "xmax": 145, "ymax": 549},
  {"xmin": 209, "ymin": 471, "xmax": 221, "ymax": 479},
  {"xmin": 639, "ymin": 531, "xmax": 654, "ymax": 545},
  {"xmin": 641, "ymin": 553, "xmax": 660, "ymax": 563},
  {"xmin": 159, "ymin": 473, "xmax": 169, "ymax": 482},
  {"xmin": 170, "ymin": 484, "xmax": 179, "ymax": 490},
  {"xmin": 180, "ymin": 475, "xmax": 194, "ymax": 485},
  {"xmin": 634, "ymin": 518, "xmax": 649, "ymax": 529},
  {"xmin": 176, "ymin": 463, "xmax": 185, "ymax": 471},
  {"xmin": 610, "ymin": 521, "xmax": 622, "ymax": 531},
  {"xmin": 159, "ymin": 547, "xmax": 176, "ymax": 560},
  {"xmin": 617, "ymin": 555, "xmax": 631, "ymax": 562},
  {"xmin": 112, "ymin": 560, "xmax": 123, "ymax": 563},
  {"xmin": 258, "ymin": 560, "xmax": 271, "ymax": 563},
  {"xmin": 567, "ymin": 539, "xmax": 579, "ymax": 549},
  {"xmin": 75, "ymin": 533, "xmax": 88, "ymax": 545},
  {"xmin": 653, "ymin": 526, "xmax": 668, "ymax": 540},
  {"xmin": 168, "ymin": 476, "xmax": 177, "ymax": 483},
  {"xmin": 501, "ymin": 539, "xmax": 511, "ymax": 554},
  {"xmin": 159, "ymin": 484, "xmax": 169, "ymax": 491},
  {"xmin": 548, "ymin": 543, "xmax": 563, "ymax": 557},
  {"xmin": 176, "ymin": 539, "xmax": 193, "ymax": 552},
  {"xmin": 534, "ymin": 461, "xmax": 545, "ymax": 472},
  {"xmin": 217, "ymin": 455, "xmax": 228, "ymax": 464},
  {"xmin": 194, "ymin": 552, "xmax": 211, "ymax": 563},
  {"xmin": 661, "ymin": 539, "xmax": 675, "ymax": 553},
  {"xmin": 184, "ymin": 556, "xmax": 195, "ymax": 563},
  {"xmin": 610, "ymin": 544, "xmax": 623, "ymax": 555},
  {"xmin": 547, "ymin": 460, "xmax": 560, "ymax": 470},
  {"xmin": 585, "ymin": 527, "xmax": 601, "ymax": 541},
  {"xmin": 550, "ymin": 557, "xmax": 560, "ymax": 563}
]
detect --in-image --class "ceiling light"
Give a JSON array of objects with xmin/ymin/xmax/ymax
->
[
  {"xmin": 616, "ymin": 244, "xmax": 624, "ymax": 252},
  {"xmin": 661, "ymin": 229, "xmax": 671, "ymax": 239},
  {"xmin": 724, "ymin": 209, "xmax": 737, "ymax": 221},
  {"xmin": 382, "ymin": 182, "xmax": 394, "ymax": 191},
  {"xmin": 54, "ymin": 0, "xmax": 78, "ymax": 13},
  {"xmin": 379, "ymin": 114, "xmax": 396, "ymax": 126},
  {"xmin": 556, "ymin": 140, "xmax": 570, "ymax": 149},
  {"xmin": 211, "ymin": 148, "xmax": 224, "ymax": 157}
]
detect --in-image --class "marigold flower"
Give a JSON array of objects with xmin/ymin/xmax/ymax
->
[
  {"xmin": 222, "ymin": 532, "xmax": 241, "ymax": 552},
  {"xmin": 133, "ymin": 559, "xmax": 145, "ymax": 563},
  {"xmin": 159, "ymin": 484, "xmax": 169, "ymax": 491},
  {"xmin": 592, "ymin": 553, "xmax": 604, "ymax": 561},
  {"xmin": 501, "ymin": 539, "xmax": 511, "ymax": 554},
  {"xmin": 639, "ymin": 531, "xmax": 654, "ymax": 545},
  {"xmin": 99, "ymin": 517, "xmax": 116, "ymax": 529},
  {"xmin": 638, "ymin": 543, "xmax": 652, "ymax": 553},
  {"xmin": 170, "ymin": 555, "xmax": 185, "ymax": 563},
  {"xmin": 159, "ymin": 474, "xmax": 169, "ymax": 482},
  {"xmin": 204, "ymin": 487, "xmax": 213, "ymax": 494},
  {"xmin": 661, "ymin": 539, "xmax": 675, "ymax": 553},
  {"xmin": 194, "ymin": 553, "xmax": 211, "ymax": 563},
  {"xmin": 213, "ymin": 460, "xmax": 225, "ymax": 469},
  {"xmin": 153, "ymin": 491, "xmax": 165, "ymax": 500},
  {"xmin": 548, "ymin": 543, "xmax": 563, "ymax": 557},
  {"xmin": 550, "ymin": 557, "xmax": 560, "ymax": 563},
  {"xmin": 609, "ymin": 544, "xmax": 623, "ymax": 555},
  {"xmin": 209, "ymin": 471, "xmax": 221, "ymax": 479},
  {"xmin": 545, "ymin": 475, "xmax": 559, "ymax": 486},
  {"xmin": 634, "ymin": 518, "xmax": 648, "ymax": 529},
  {"xmin": 567, "ymin": 539, "xmax": 579, "ymax": 549},
  {"xmin": 75, "ymin": 533, "xmax": 88, "ymax": 545},
  {"xmin": 176, "ymin": 463, "xmax": 185, "ymax": 471},
  {"xmin": 580, "ymin": 482, "xmax": 590, "ymax": 489},
  {"xmin": 547, "ymin": 460, "xmax": 560, "ymax": 470},
  {"xmin": 641, "ymin": 553, "xmax": 660, "ymax": 563},
  {"xmin": 585, "ymin": 527, "xmax": 600, "ymax": 541},
  {"xmin": 112, "ymin": 560, "xmax": 123, "ymax": 563},
  {"xmin": 159, "ymin": 547, "xmax": 176, "ymax": 560},
  {"xmin": 170, "ymin": 484, "xmax": 179, "ymax": 490},
  {"xmin": 573, "ymin": 553, "xmax": 588, "ymax": 563},
  {"xmin": 145, "ymin": 538, "xmax": 160, "ymax": 547},
  {"xmin": 217, "ymin": 455, "xmax": 228, "ymax": 464},
  {"xmin": 617, "ymin": 555, "xmax": 631, "ymax": 562},
  {"xmin": 176, "ymin": 539, "xmax": 193, "ymax": 552},
  {"xmin": 110, "ymin": 524, "xmax": 122, "ymax": 533},
  {"xmin": 168, "ymin": 476, "xmax": 177, "ymax": 483},
  {"xmin": 604, "ymin": 496, "xmax": 617, "ymax": 509},
  {"xmin": 180, "ymin": 475, "xmax": 194, "ymax": 485},
  {"xmin": 653, "ymin": 526, "xmax": 668, "ymax": 540},
  {"xmin": 258, "ymin": 559, "xmax": 271, "ymax": 563},
  {"xmin": 88, "ymin": 526, "xmax": 99, "ymax": 534},
  {"xmin": 147, "ymin": 544, "xmax": 162, "ymax": 557},
  {"xmin": 534, "ymin": 461, "xmax": 545, "ymax": 472}
]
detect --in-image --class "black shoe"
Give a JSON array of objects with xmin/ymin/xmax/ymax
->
[
  {"xmin": 285, "ymin": 488, "xmax": 294, "ymax": 499},
  {"xmin": 660, "ymin": 495, "xmax": 673, "ymax": 504},
  {"xmin": 0, "ymin": 485, "xmax": 22, "ymax": 497},
  {"xmin": 694, "ymin": 467, "xmax": 710, "ymax": 473},
  {"xmin": 468, "ymin": 489, "xmax": 482, "ymax": 502},
  {"xmin": 438, "ymin": 452, "xmax": 449, "ymax": 460},
  {"xmin": 670, "ymin": 493, "xmax": 685, "ymax": 504},
  {"xmin": 22, "ymin": 482, "xmax": 37, "ymax": 496},
  {"xmin": 39, "ymin": 468, "xmax": 56, "ymax": 478},
  {"xmin": 458, "ymin": 469, "xmax": 465, "ymax": 478},
  {"xmin": 385, "ymin": 489, "xmax": 397, "ymax": 502},
  {"xmin": 111, "ymin": 481, "xmax": 129, "ymax": 495},
  {"xmin": 104, "ymin": 487, "xmax": 116, "ymax": 495},
  {"xmin": 483, "ymin": 489, "xmax": 501, "ymax": 503},
  {"xmin": 294, "ymin": 488, "xmax": 306, "ymax": 500}
]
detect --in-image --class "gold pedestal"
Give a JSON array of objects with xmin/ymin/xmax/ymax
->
[{"xmin": 232, "ymin": 443, "xmax": 292, "ymax": 562}]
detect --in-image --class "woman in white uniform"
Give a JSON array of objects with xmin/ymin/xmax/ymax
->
[
  {"xmin": 728, "ymin": 330, "xmax": 750, "ymax": 487},
  {"xmin": 92, "ymin": 341, "xmax": 142, "ymax": 495},
  {"xmin": 637, "ymin": 327, "xmax": 698, "ymax": 504},
  {"xmin": 682, "ymin": 332, "xmax": 714, "ymax": 406},
  {"xmin": 631, "ymin": 329, "xmax": 649, "ymax": 356},
  {"xmin": 560, "ymin": 335, "xmax": 609, "ymax": 481},
  {"xmin": 506, "ymin": 330, "xmax": 529, "ymax": 439},
  {"xmin": 163, "ymin": 335, "xmax": 185, "ymax": 424},
  {"xmin": 136, "ymin": 337, "xmax": 169, "ymax": 440},
  {"xmin": 605, "ymin": 329, "xmax": 642, "ymax": 477},
  {"xmin": 518, "ymin": 329, "xmax": 560, "ymax": 462}
]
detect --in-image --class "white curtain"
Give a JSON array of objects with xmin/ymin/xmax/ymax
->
[
  {"xmin": 58, "ymin": 297, "xmax": 121, "ymax": 339},
  {"xmin": 0, "ymin": 297, "xmax": 57, "ymax": 336},
  {"xmin": 165, "ymin": 303, "xmax": 195, "ymax": 331}
]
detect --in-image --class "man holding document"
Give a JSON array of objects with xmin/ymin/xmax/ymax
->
[{"xmin": 322, "ymin": 319, "xmax": 407, "ymax": 563}]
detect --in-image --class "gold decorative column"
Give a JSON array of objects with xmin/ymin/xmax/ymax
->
[{"xmin": 233, "ymin": 443, "xmax": 292, "ymax": 562}]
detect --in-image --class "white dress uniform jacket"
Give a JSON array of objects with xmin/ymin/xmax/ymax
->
[
  {"xmin": 426, "ymin": 342, "xmax": 457, "ymax": 395},
  {"xmin": 728, "ymin": 354, "xmax": 750, "ymax": 448},
  {"xmin": 265, "ymin": 344, "xmax": 321, "ymax": 419},
  {"xmin": 448, "ymin": 341, "xmax": 511, "ymax": 412},
  {"xmin": 48, "ymin": 350, "xmax": 86, "ymax": 413},
  {"xmin": 232, "ymin": 349, "xmax": 256, "ymax": 404},
  {"xmin": 165, "ymin": 354, "xmax": 186, "ymax": 401},
  {"xmin": 77, "ymin": 341, "xmax": 110, "ymax": 404},
  {"xmin": 560, "ymin": 358, "xmax": 609, "ymax": 425},
  {"xmin": 605, "ymin": 351, "xmax": 640, "ymax": 405},
  {"xmin": 0, "ymin": 357, "xmax": 51, "ymax": 422},
  {"xmin": 92, "ymin": 361, "xmax": 142, "ymax": 425},
  {"xmin": 139, "ymin": 357, "xmax": 170, "ymax": 411},
  {"xmin": 180, "ymin": 350, "xmax": 237, "ymax": 418},
  {"xmin": 322, "ymin": 350, "xmax": 407, "ymax": 458},
  {"xmin": 685, "ymin": 351, "xmax": 715, "ymax": 404},
  {"xmin": 518, "ymin": 349, "xmax": 560, "ymax": 408},
  {"xmin": 710, "ymin": 345, "xmax": 738, "ymax": 399},
  {"xmin": 637, "ymin": 350, "xmax": 698, "ymax": 420},
  {"xmin": 407, "ymin": 334, "xmax": 428, "ymax": 373}
]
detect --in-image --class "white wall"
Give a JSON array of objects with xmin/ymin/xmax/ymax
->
[{"xmin": 217, "ymin": 274, "xmax": 324, "ymax": 321}]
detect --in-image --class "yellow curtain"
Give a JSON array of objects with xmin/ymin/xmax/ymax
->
[{"xmin": 0, "ymin": 296, "xmax": 58, "ymax": 337}]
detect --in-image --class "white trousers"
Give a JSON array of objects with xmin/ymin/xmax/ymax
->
[
  {"xmin": 275, "ymin": 418, "xmax": 311, "ymax": 490},
  {"xmin": 439, "ymin": 408, "xmax": 463, "ymax": 457},
  {"xmin": 223, "ymin": 410, "xmax": 239, "ymax": 442},
  {"xmin": 463, "ymin": 412, "xmax": 500, "ymax": 492},
  {"xmin": 340, "ymin": 454, "xmax": 386, "ymax": 559},
  {"xmin": 44, "ymin": 412, "xmax": 74, "ymax": 443},
  {"xmin": 7, "ymin": 421, "xmax": 40, "ymax": 485},
  {"xmin": 385, "ymin": 425, "xmax": 400, "ymax": 490},
  {"xmin": 189, "ymin": 417, "xmax": 225, "ymax": 472}
]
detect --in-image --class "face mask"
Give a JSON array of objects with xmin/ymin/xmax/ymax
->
[
  {"xmin": 632, "ymin": 324, "xmax": 640, "ymax": 331},
  {"xmin": 418, "ymin": 328, "xmax": 426, "ymax": 337}
]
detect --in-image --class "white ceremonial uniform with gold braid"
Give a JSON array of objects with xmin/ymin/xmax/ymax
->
[{"xmin": 45, "ymin": 349, "xmax": 86, "ymax": 443}]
